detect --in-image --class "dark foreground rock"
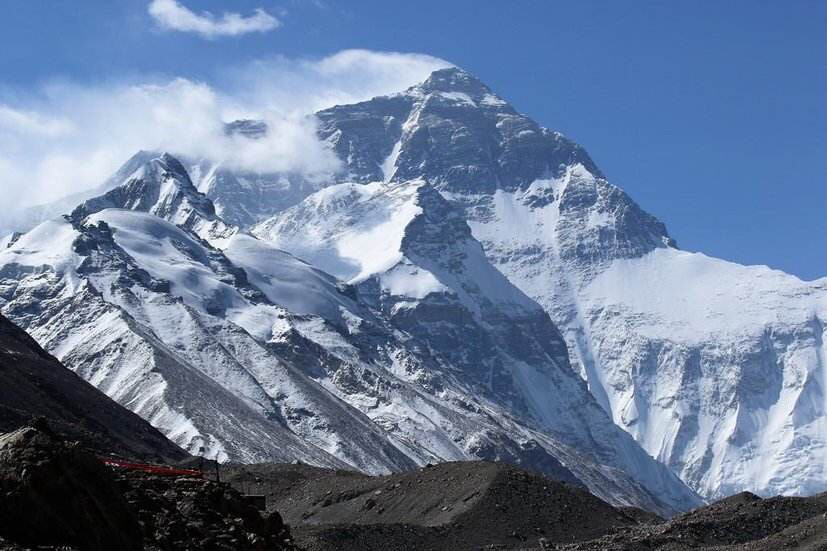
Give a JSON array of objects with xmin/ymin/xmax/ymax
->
[
  {"xmin": 0, "ymin": 537, "xmax": 27, "ymax": 551},
  {"xmin": 3, "ymin": 422, "xmax": 825, "ymax": 551},
  {"xmin": 0, "ymin": 425, "xmax": 295, "ymax": 551},
  {"xmin": 0, "ymin": 424, "xmax": 142, "ymax": 551},
  {"xmin": 555, "ymin": 490, "xmax": 827, "ymax": 550},
  {"xmin": 118, "ymin": 470, "xmax": 293, "ymax": 551}
]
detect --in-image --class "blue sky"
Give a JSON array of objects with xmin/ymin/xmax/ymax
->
[{"xmin": 1, "ymin": 1, "xmax": 825, "ymax": 279}]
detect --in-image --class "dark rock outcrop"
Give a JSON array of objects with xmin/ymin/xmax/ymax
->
[
  {"xmin": 118, "ymin": 470, "xmax": 293, "ymax": 551},
  {"xmin": 556, "ymin": 490, "xmax": 827, "ymax": 550},
  {"xmin": 0, "ymin": 425, "xmax": 296, "ymax": 551},
  {"xmin": 222, "ymin": 460, "xmax": 827, "ymax": 550},
  {"xmin": 0, "ymin": 425, "xmax": 142, "ymax": 551}
]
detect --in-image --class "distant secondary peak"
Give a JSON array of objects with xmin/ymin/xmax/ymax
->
[
  {"xmin": 70, "ymin": 152, "xmax": 218, "ymax": 224},
  {"xmin": 224, "ymin": 119, "xmax": 268, "ymax": 140},
  {"xmin": 127, "ymin": 153, "xmax": 200, "ymax": 194}
]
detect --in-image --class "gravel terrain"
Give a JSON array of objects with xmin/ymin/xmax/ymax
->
[
  {"xmin": 554, "ymin": 491, "xmax": 827, "ymax": 550},
  {"xmin": 222, "ymin": 462, "xmax": 827, "ymax": 550},
  {"xmin": 223, "ymin": 461, "xmax": 643, "ymax": 550}
]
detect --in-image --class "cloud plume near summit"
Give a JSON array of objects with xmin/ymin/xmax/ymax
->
[{"xmin": 0, "ymin": 50, "xmax": 451, "ymax": 229}]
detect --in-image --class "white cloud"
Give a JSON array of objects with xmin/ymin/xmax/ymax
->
[
  {"xmin": 227, "ymin": 50, "xmax": 453, "ymax": 114},
  {"xmin": 148, "ymin": 0, "xmax": 280, "ymax": 38},
  {"xmin": 0, "ymin": 50, "xmax": 451, "ymax": 230},
  {"xmin": 0, "ymin": 105, "xmax": 74, "ymax": 137}
]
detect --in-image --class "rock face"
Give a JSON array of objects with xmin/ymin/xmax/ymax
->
[
  {"xmin": 316, "ymin": 67, "xmax": 601, "ymax": 194},
  {"xmin": 0, "ymin": 425, "xmax": 295, "ymax": 551},
  {"xmin": 0, "ymin": 313, "xmax": 186, "ymax": 462}
]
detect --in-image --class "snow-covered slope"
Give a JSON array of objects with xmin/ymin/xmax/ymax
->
[
  {"xmin": 463, "ymin": 165, "xmax": 827, "ymax": 499},
  {"xmin": 0, "ymin": 310, "xmax": 187, "ymax": 462},
  {"xmin": 0, "ymin": 152, "xmax": 700, "ymax": 515},
  {"xmin": 0, "ymin": 214, "xmax": 403, "ymax": 470},
  {"xmin": 300, "ymin": 66, "xmax": 827, "ymax": 501},
  {"xmin": 578, "ymin": 249, "xmax": 827, "ymax": 497},
  {"xmin": 253, "ymin": 176, "xmax": 700, "ymax": 513}
]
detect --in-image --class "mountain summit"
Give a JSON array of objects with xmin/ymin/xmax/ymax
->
[
  {"xmin": 415, "ymin": 67, "xmax": 498, "ymax": 97},
  {"xmin": 315, "ymin": 66, "xmax": 602, "ymax": 196}
]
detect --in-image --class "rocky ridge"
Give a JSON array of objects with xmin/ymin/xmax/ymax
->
[{"xmin": 0, "ymin": 312, "xmax": 185, "ymax": 462}]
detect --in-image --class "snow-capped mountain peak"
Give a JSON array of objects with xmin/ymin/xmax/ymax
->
[
  {"xmin": 285, "ymin": 68, "xmax": 827, "ymax": 501},
  {"xmin": 4, "ymin": 66, "xmax": 823, "ymax": 511},
  {"xmin": 316, "ymin": 68, "xmax": 602, "ymax": 196},
  {"xmin": 70, "ymin": 153, "xmax": 236, "ymax": 247},
  {"xmin": 72, "ymin": 153, "xmax": 208, "ymax": 218},
  {"xmin": 408, "ymin": 67, "xmax": 508, "ymax": 107}
]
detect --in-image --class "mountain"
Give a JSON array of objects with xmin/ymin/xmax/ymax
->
[
  {"xmin": 0, "ymin": 312, "xmax": 185, "ymax": 461},
  {"xmin": 0, "ymin": 150, "xmax": 699, "ymax": 514},
  {"xmin": 0, "ymin": 210, "xmax": 409, "ymax": 471},
  {"xmin": 273, "ymin": 67, "xmax": 826, "ymax": 501},
  {"xmin": 4, "ymin": 66, "xmax": 822, "ymax": 509},
  {"xmin": 250, "ymin": 176, "xmax": 702, "ymax": 510},
  {"xmin": 70, "ymin": 153, "xmax": 237, "ymax": 248},
  {"xmin": 0, "ymin": 151, "xmax": 160, "ymax": 240}
]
